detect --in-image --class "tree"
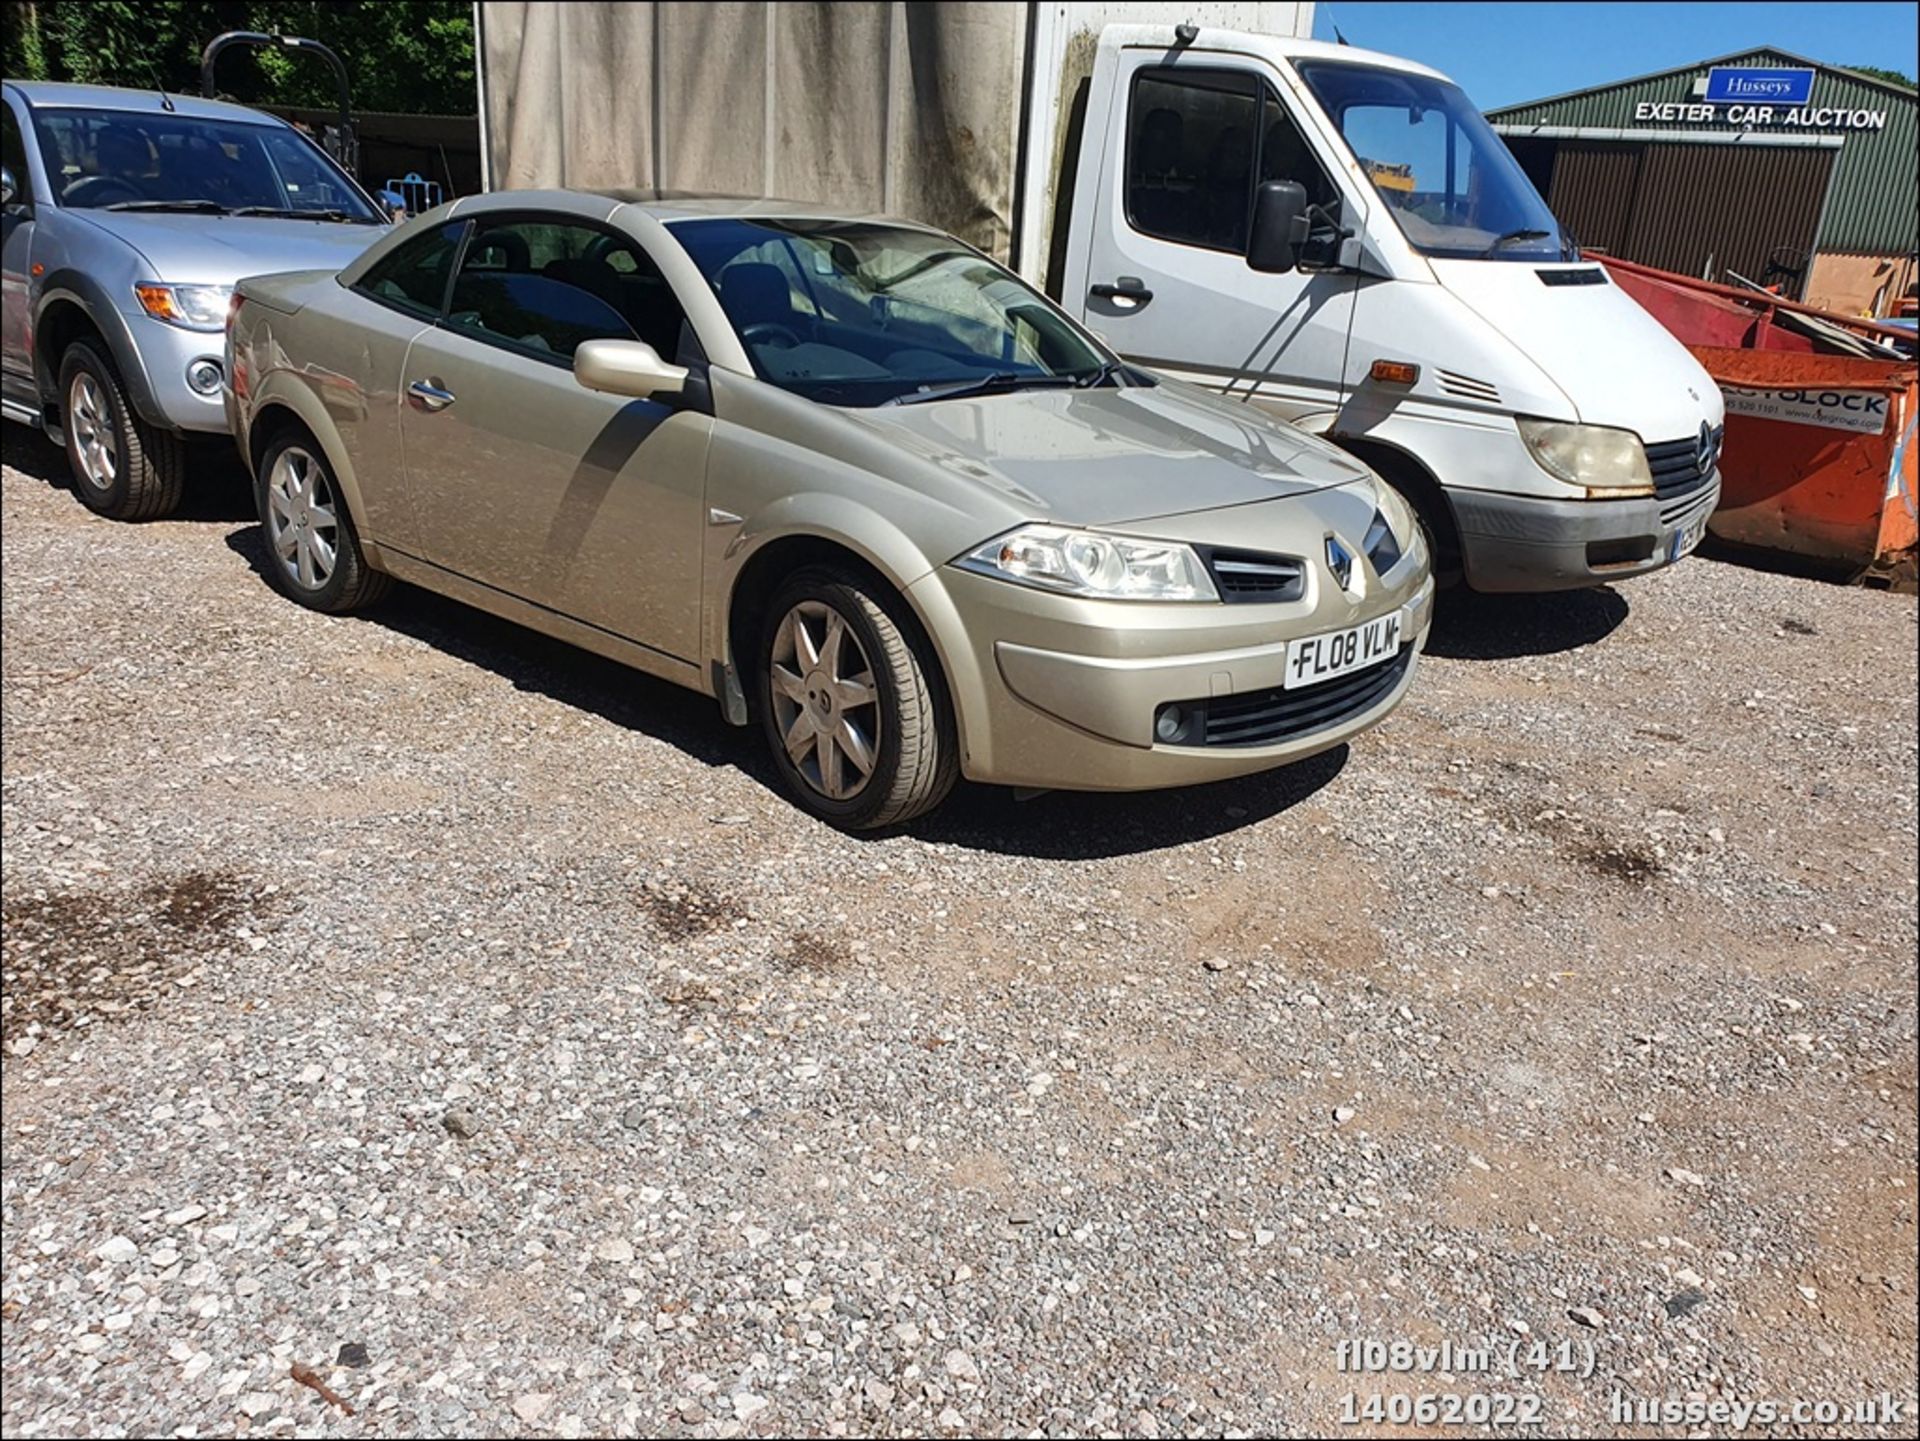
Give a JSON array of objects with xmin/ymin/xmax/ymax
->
[
  {"xmin": 1, "ymin": 0, "xmax": 474, "ymax": 114},
  {"xmin": 1846, "ymin": 64, "xmax": 1917, "ymax": 90}
]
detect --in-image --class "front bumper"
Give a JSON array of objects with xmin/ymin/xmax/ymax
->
[
  {"xmin": 907, "ymin": 559, "xmax": 1434, "ymax": 793},
  {"xmin": 119, "ymin": 306, "xmax": 229, "ymax": 435},
  {"xmin": 1452, "ymin": 474, "xmax": 1721, "ymax": 593}
]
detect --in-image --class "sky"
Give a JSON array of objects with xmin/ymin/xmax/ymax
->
[{"xmin": 1309, "ymin": 2, "xmax": 1920, "ymax": 110}]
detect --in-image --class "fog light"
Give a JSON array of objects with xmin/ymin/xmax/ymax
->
[{"xmin": 186, "ymin": 358, "xmax": 223, "ymax": 395}]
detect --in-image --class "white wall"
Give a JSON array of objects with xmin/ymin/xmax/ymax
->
[{"xmin": 1015, "ymin": 2, "xmax": 1316, "ymax": 280}]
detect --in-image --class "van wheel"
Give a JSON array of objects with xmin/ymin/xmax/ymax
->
[
  {"xmin": 758, "ymin": 568, "xmax": 957, "ymax": 830},
  {"xmin": 59, "ymin": 340, "xmax": 186, "ymax": 520},
  {"xmin": 255, "ymin": 432, "xmax": 392, "ymax": 613}
]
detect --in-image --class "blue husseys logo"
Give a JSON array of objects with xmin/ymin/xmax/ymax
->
[{"xmin": 1704, "ymin": 68, "xmax": 1815, "ymax": 105}]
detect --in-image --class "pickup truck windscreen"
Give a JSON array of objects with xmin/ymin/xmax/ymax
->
[
  {"xmin": 30, "ymin": 107, "xmax": 381, "ymax": 222},
  {"xmin": 671, "ymin": 217, "xmax": 1120, "ymax": 407},
  {"xmin": 1295, "ymin": 62, "xmax": 1570, "ymax": 261}
]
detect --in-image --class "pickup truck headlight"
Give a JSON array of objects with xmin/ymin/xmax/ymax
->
[
  {"xmin": 134, "ymin": 283, "xmax": 233, "ymax": 332},
  {"xmin": 1517, "ymin": 417, "xmax": 1654, "ymax": 497},
  {"xmin": 958, "ymin": 525, "xmax": 1219, "ymax": 602}
]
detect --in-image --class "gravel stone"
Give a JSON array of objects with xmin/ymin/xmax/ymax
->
[{"xmin": 2, "ymin": 443, "xmax": 1914, "ymax": 1436}]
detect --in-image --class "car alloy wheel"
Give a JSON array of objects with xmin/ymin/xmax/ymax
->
[
  {"xmin": 767, "ymin": 598, "xmax": 883, "ymax": 801},
  {"xmin": 67, "ymin": 373, "xmax": 118, "ymax": 492},
  {"xmin": 265, "ymin": 444, "xmax": 341, "ymax": 591}
]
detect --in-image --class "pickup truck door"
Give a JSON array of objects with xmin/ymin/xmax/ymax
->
[
  {"xmin": 1072, "ymin": 50, "xmax": 1370, "ymax": 428},
  {"xmin": 1, "ymin": 97, "xmax": 37, "ymax": 407},
  {"xmin": 395, "ymin": 212, "xmax": 709, "ymax": 664}
]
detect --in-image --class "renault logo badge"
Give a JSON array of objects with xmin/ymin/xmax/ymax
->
[
  {"xmin": 1695, "ymin": 420, "xmax": 1715, "ymax": 477},
  {"xmin": 1326, "ymin": 534, "xmax": 1355, "ymax": 591}
]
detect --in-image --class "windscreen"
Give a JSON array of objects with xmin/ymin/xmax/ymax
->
[
  {"xmin": 31, "ymin": 108, "xmax": 381, "ymax": 221},
  {"xmin": 1296, "ymin": 62, "xmax": 1569, "ymax": 261},
  {"xmin": 671, "ymin": 218, "xmax": 1113, "ymax": 407}
]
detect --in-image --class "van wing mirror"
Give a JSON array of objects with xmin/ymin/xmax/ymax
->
[
  {"xmin": 1248, "ymin": 180, "xmax": 1308, "ymax": 273},
  {"xmin": 0, "ymin": 166, "xmax": 17, "ymax": 209},
  {"xmin": 574, "ymin": 338, "xmax": 687, "ymax": 400}
]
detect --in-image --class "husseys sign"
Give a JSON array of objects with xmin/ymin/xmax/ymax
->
[{"xmin": 1632, "ymin": 67, "xmax": 1888, "ymax": 131}]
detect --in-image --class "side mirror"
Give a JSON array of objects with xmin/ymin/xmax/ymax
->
[
  {"xmin": 1248, "ymin": 180, "xmax": 1307, "ymax": 273},
  {"xmin": 1, "ymin": 166, "xmax": 17, "ymax": 208},
  {"xmin": 574, "ymin": 338, "xmax": 687, "ymax": 400}
]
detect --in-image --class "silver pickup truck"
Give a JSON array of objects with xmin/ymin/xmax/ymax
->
[{"xmin": 1, "ymin": 81, "xmax": 389, "ymax": 518}]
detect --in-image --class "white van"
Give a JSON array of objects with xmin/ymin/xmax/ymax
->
[{"xmin": 1055, "ymin": 26, "xmax": 1725, "ymax": 591}]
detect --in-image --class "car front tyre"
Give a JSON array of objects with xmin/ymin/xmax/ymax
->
[
  {"xmin": 254, "ymin": 433, "xmax": 392, "ymax": 613},
  {"xmin": 758, "ymin": 568, "xmax": 958, "ymax": 830},
  {"xmin": 59, "ymin": 340, "xmax": 186, "ymax": 520}
]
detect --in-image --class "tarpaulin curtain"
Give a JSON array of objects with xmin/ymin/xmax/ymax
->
[{"xmin": 479, "ymin": 1, "xmax": 1028, "ymax": 259}]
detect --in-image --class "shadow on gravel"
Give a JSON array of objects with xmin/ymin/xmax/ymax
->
[
  {"xmin": 222, "ymin": 523, "xmax": 1346, "ymax": 857},
  {"xmin": 906, "ymin": 745, "xmax": 1348, "ymax": 859},
  {"xmin": 1425, "ymin": 585, "xmax": 1629, "ymax": 660},
  {"xmin": 222, "ymin": 525, "xmax": 766, "ymax": 773},
  {"xmin": 3, "ymin": 423, "xmax": 254, "ymax": 523}
]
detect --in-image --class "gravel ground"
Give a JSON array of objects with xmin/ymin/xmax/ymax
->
[{"xmin": 3, "ymin": 430, "xmax": 1916, "ymax": 1439}]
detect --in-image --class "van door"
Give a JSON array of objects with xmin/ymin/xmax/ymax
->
[{"xmin": 1076, "ymin": 52, "xmax": 1369, "ymax": 427}]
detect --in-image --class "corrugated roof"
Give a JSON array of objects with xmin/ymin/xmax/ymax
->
[{"xmin": 1488, "ymin": 48, "xmax": 1918, "ymax": 255}]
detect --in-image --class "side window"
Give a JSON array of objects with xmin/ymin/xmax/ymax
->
[
  {"xmin": 354, "ymin": 220, "xmax": 468, "ymax": 319},
  {"xmin": 1257, "ymin": 93, "xmax": 1338, "ymax": 211},
  {"xmin": 1127, "ymin": 70, "xmax": 1259, "ymax": 252},
  {"xmin": 2, "ymin": 105, "xmax": 30, "ymax": 206},
  {"xmin": 446, "ymin": 216, "xmax": 687, "ymax": 361}
]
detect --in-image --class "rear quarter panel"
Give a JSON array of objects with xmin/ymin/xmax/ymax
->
[{"xmin": 234, "ymin": 273, "xmax": 428, "ymax": 553}]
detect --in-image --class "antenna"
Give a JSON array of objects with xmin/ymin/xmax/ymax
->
[{"xmin": 1174, "ymin": 22, "xmax": 1199, "ymax": 48}]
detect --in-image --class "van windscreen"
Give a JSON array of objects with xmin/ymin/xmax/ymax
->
[{"xmin": 1295, "ymin": 62, "xmax": 1570, "ymax": 262}]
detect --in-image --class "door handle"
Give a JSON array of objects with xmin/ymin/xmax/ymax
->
[
  {"xmin": 1089, "ymin": 276, "xmax": 1153, "ymax": 306},
  {"xmin": 407, "ymin": 378, "xmax": 456, "ymax": 411}
]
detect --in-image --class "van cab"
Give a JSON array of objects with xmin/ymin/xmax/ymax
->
[{"xmin": 1060, "ymin": 27, "xmax": 1725, "ymax": 591}]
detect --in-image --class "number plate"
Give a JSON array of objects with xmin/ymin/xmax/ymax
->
[
  {"xmin": 1670, "ymin": 512, "xmax": 1709, "ymax": 561},
  {"xmin": 1284, "ymin": 612, "xmax": 1403, "ymax": 689}
]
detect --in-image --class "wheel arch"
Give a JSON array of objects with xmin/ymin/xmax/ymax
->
[
  {"xmin": 33, "ymin": 274, "xmax": 166, "ymax": 430},
  {"xmin": 1325, "ymin": 434, "xmax": 1463, "ymax": 579},
  {"xmin": 718, "ymin": 522, "xmax": 963, "ymax": 753},
  {"xmin": 240, "ymin": 385, "xmax": 375, "ymax": 549}
]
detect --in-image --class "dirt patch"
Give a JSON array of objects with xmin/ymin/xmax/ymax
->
[
  {"xmin": 1575, "ymin": 836, "xmax": 1666, "ymax": 885},
  {"xmin": 1, "ymin": 870, "xmax": 270, "ymax": 1045},
  {"xmin": 776, "ymin": 931, "xmax": 849, "ymax": 972},
  {"xmin": 636, "ymin": 879, "xmax": 747, "ymax": 939}
]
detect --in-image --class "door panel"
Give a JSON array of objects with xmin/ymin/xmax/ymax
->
[
  {"xmin": 2, "ymin": 99, "xmax": 36, "ymax": 396},
  {"xmin": 397, "ymin": 327, "xmax": 708, "ymax": 662},
  {"xmin": 1080, "ymin": 55, "xmax": 1367, "ymax": 425}
]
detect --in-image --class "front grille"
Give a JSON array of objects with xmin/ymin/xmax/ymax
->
[
  {"xmin": 1659, "ymin": 477, "xmax": 1719, "ymax": 529},
  {"xmin": 1645, "ymin": 428, "xmax": 1722, "ymax": 512},
  {"xmin": 1200, "ymin": 547, "xmax": 1307, "ymax": 604},
  {"xmin": 1189, "ymin": 645, "xmax": 1413, "ymax": 748}
]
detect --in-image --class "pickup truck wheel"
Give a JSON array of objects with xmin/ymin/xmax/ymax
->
[
  {"xmin": 59, "ymin": 340, "xmax": 186, "ymax": 520},
  {"xmin": 255, "ymin": 434, "xmax": 392, "ymax": 613},
  {"xmin": 758, "ymin": 569, "xmax": 957, "ymax": 830}
]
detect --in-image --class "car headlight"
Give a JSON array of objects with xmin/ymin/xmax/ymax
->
[
  {"xmin": 134, "ymin": 283, "xmax": 234, "ymax": 332},
  {"xmin": 1517, "ymin": 417, "xmax": 1653, "ymax": 497},
  {"xmin": 957, "ymin": 524, "xmax": 1219, "ymax": 602},
  {"xmin": 1364, "ymin": 483, "xmax": 1418, "ymax": 574}
]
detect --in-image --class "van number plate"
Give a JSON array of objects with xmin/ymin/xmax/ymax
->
[{"xmin": 1284, "ymin": 613, "xmax": 1402, "ymax": 689}]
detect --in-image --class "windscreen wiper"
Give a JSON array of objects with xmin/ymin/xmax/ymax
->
[
  {"xmin": 230, "ymin": 206, "xmax": 370, "ymax": 223},
  {"xmin": 102, "ymin": 199, "xmax": 231, "ymax": 213},
  {"xmin": 1074, "ymin": 360, "xmax": 1129, "ymax": 389},
  {"xmin": 883, "ymin": 372, "xmax": 1080, "ymax": 406},
  {"xmin": 1483, "ymin": 228, "xmax": 1552, "ymax": 256}
]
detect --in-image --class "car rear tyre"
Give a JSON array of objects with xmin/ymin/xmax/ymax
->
[
  {"xmin": 59, "ymin": 340, "xmax": 186, "ymax": 521},
  {"xmin": 255, "ymin": 433, "xmax": 392, "ymax": 613},
  {"xmin": 758, "ymin": 568, "xmax": 957, "ymax": 830}
]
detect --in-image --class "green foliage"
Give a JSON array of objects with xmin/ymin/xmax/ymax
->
[
  {"xmin": 2, "ymin": 0, "xmax": 475, "ymax": 114},
  {"xmin": 1844, "ymin": 64, "xmax": 1917, "ymax": 91}
]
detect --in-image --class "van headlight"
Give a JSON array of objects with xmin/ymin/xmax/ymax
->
[
  {"xmin": 1517, "ymin": 418, "xmax": 1654, "ymax": 497},
  {"xmin": 134, "ymin": 283, "xmax": 234, "ymax": 332},
  {"xmin": 957, "ymin": 525, "xmax": 1219, "ymax": 601}
]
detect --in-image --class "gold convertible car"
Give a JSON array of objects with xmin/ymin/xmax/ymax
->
[{"xmin": 226, "ymin": 190, "xmax": 1432, "ymax": 828}]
